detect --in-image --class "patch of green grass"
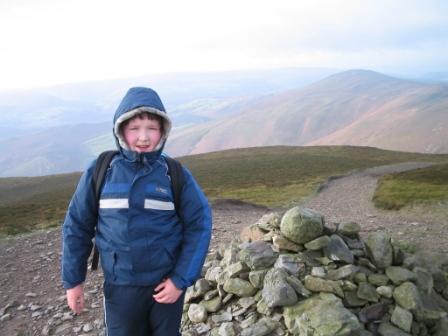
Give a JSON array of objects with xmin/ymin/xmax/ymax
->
[
  {"xmin": 1, "ymin": 145, "xmax": 448, "ymax": 236},
  {"xmin": 179, "ymin": 146, "xmax": 448, "ymax": 207},
  {"xmin": 373, "ymin": 163, "xmax": 448, "ymax": 210}
]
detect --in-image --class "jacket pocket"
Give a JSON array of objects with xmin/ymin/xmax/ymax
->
[
  {"xmin": 132, "ymin": 246, "xmax": 174, "ymax": 274},
  {"xmin": 100, "ymin": 249, "xmax": 117, "ymax": 278}
]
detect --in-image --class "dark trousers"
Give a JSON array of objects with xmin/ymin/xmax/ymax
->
[{"xmin": 103, "ymin": 282, "xmax": 185, "ymax": 336}]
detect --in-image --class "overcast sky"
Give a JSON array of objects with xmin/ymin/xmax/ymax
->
[{"xmin": 0, "ymin": 0, "xmax": 447, "ymax": 91}]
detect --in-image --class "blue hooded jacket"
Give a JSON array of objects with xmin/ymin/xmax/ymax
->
[{"xmin": 62, "ymin": 87, "xmax": 212, "ymax": 290}]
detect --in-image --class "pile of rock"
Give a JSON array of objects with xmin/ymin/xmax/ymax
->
[{"xmin": 181, "ymin": 206, "xmax": 448, "ymax": 336}]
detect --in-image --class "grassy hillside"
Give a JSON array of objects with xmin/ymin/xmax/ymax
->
[
  {"xmin": 373, "ymin": 163, "xmax": 448, "ymax": 210},
  {"xmin": 178, "ymin": 146, "xmax": 448, "ymax": 208},
  {"xmin": 1, "ymin": 145, "xmax": 447, "ymax": 237}
]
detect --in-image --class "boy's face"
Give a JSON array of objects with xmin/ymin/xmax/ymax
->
[{"xmin": 123, "ymin": 116, "xmax": 162, "ymax": 153}]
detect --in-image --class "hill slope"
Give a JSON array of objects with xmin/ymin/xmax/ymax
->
[
  {"xmin": 1, "ymin": 145, "xmax": 447, "ymax": 236},
  {"xmin": 166, "ymin": 70, "xmax": 448, "ymax": 156}
]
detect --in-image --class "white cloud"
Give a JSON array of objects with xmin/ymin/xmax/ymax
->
[{"xmin": 0, "ymin": 0, "xmax": 447, "ymax": 90}]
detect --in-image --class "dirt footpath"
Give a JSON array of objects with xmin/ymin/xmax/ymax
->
[{"xmin": 303, "ymin": 161, "xmax": 448, "ymax": 256}]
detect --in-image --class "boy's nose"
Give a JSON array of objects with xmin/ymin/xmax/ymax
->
[{"xmin": 139, "ymin": 130, "xmax": 150, "ymax": 140}]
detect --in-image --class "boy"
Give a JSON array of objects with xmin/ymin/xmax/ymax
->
[{"xmin": 62, "ymin": 87, "xmax": 212, "ymax": 335}]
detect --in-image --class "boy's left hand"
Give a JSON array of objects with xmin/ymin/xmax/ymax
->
[{"xmin": 153, "ymin": 278, "xmax": 183, "ymax": 303}]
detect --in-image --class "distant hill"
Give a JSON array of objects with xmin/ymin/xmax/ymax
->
[
  {"xmin": 1, "ymin": 145, "xmax": 447, "ymax": 236},
  {"xmin": 2, "ymin": 68, "xmax": 447, "ymax": 177},
  {"xmin": 166, "ymin": 70, "xmax": 448, "ymax": 156}
]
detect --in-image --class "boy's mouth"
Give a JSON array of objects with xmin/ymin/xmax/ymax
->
[{"xmin": 135, "ymin": 145, "xmax": 151, "ymax": 152}]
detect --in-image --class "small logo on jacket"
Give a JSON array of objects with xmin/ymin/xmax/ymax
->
[{"xmin": 156, "ymin": 186, "xmax": 169, "ymax": 194}]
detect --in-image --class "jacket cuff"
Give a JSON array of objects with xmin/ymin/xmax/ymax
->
[
  {"xmin": 63, "ymin": 281, "xmax": 83, "ymax": 290},
  {"xmin": 170, "ymin": 274, "xmax": 187, "ymax": 290}
]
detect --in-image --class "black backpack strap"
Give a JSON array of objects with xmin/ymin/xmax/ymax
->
[
  {"xmin": 165, "ymin": 156, "xmax": 185, "ymax": 214},
  {"xmin": 91, "ymin": 150, "xmax": 118, "ymax": 271}
]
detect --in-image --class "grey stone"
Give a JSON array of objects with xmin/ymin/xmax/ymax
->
[
  {"xmin": 304, "ymin": 235, "xmax": 331, "ymax": 250},
  {"xmin": 280, "ymin": 207, "xmax": 324, "ymax": 244},
  {"xmin": 357, "ymin": 282, "xmax": 380, "ymax": 303},
  {"xmin": 239, "ymin": 241, "xmax": 278, "ymax": 270},
  {"xmin": 257, "ymin": 212, "xmax": 281, "ymax": 231},
  {"xmin": 240, "ymin": 317, "xmax": 278, "ymax": 336},
  {"xmin": 377, "ymin": 322, "xmax": 411, "ymax": 336},
  {"xmin": 188, "ymin": 304, "xmax": 208, "ymax": 323},
  {"xmin": 338, "ymin": 221, "xmax": 361, "ymax": 238},
  {"xmin": 227, "ymin": 262, "xmax": 250, "ymax": 278},
  {"xmin": 324, "ymin": 234, "xmax": 354, "ymax": 264},
  {"xmin": 212, "ymin": 311, "xmax": 233, "ymax": 323},
  {"xmin": 218, "ymin": 322, "xmax": 235, "ymax": 336},
  {"xmin": 376, "ymin": 286, "xmax": 393, "ymax": 299},
  {"xmin": 391, "ymin": 306, "xmax": 413, "ymax": 333},
  {"xmin": 365, "ymin": 232, "xmax": 393, "ymax": 269},
  {"xmin": 344, "ymin": 291, "xmax": 368, "ymax": 307},
  {"xmin": 272, "ymin": 234, "xmax": 302, "ymax": 252},
  {"xmin": 273, "ymin": 254, "xmax": 305, "ymax": 276},
  {"xmin": 413, "ymin": 267, "xmax": 433, "ymax": 295},
  {"xmin": 385, "ymin": 266, "xmax": 416, "ymax": 285},
  {"xmin": 327, "ymin": 264, "xmax": 359, "ymax": 280},
  {"xmin": 286, "ymin": 276, "xmax": 312, "ymax": 298},
  {"xmin": 262, "ymin": 268, "xmax": 298, "ymax": 307},
  {"xmin": 311, "ymin": 266, "xmax": 327, "ymax": 278},
  {"xmin": 358, "ymin": 302, "xmax": 388, "ymax": 323}
]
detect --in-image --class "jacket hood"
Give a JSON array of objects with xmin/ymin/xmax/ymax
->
[{"xmin": 113, "ymin": 87, "xmax": 172, "ymax": 158}]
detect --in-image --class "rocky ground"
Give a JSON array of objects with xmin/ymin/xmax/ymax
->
[{"xmin": 0, "ymin": 161, "xmax": 446, "ymax": 335}]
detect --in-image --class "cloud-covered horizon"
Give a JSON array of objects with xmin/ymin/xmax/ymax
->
[{"xmin": 0, "ymin": 0, "xmax": 447, "ymax": 90}]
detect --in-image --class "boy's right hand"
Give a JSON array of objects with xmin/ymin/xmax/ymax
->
[{"xmin": 66, "ymin": 284, "xmax": 85, "ymax": 314}]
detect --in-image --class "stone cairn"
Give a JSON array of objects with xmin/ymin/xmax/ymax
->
[{"xmin": 181, "ymin": 206, "xmax": 448, "ymax": 336}]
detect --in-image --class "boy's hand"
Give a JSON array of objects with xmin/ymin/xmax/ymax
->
[
  {"xmin": 66, "ymin": 284, "xmax": 85, "ymax": 314},
  {"xmin": 153, "ymin": 278, "xmax": 182, "ymax": 304}
]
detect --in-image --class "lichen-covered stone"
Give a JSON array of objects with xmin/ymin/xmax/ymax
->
[
  {"xmin": 240, "ymin": 317, "xmax": 278, "ymax": 336},
  {"xmin": 377, "ymin": 322, "xmax": 411, "ymax": 336},
  {"xmin": 368, "ymin": 273, "xmax": 389, "ymax": 286},
  {"xmin": 385, "ymin": 266, "xmax": 417, "ymax": 285},
  {"xmin": 393, "ymin": 282, "xmax": 421, "ymax": 310},
  {"xmin": 280, "ymin": 207, "xmax": 324, "ymax": 244},
  {"xmin": 283, "ymin": 293, "xmax": 361, "ymax": 336},
  {"xmin": 304, "ymin": 275, "xmax": 344, "ymax": 298},
  {"xmin": 357, "ymin": 282, "xmax": 379, "ymax": 303},
  {"xmin": 201, "ymin": 295, "xmax": 222, "ymax": 313},
  {"xmin": 304, "ymin": 235, "xmax": 331, "ymax": 250},
  {"xmin": 413, "ymin": 267, "xmax": 433, "ymax": 295},
  {"xmin": 391, "ymin": 306, "xmax": 413, "ymax": 333},
  {"xmin": 223, "ymin": 278, "xmax": 257, "ymax": 297},
  {"xmin": 248, "ymin": 269, "xmax": 268, "ymax": 289},
  {"xmin": 262, "ymin": 268, "xmax": 298, "ymax": 307}
]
